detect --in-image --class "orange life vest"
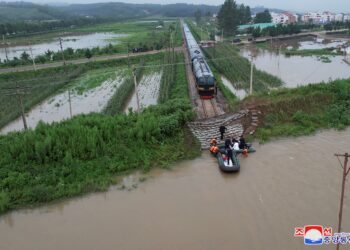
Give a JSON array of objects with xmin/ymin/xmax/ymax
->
[
  {"xmin": 210, "ymin": 138, "xmax": 217, "ymax": 145},
  {"xmin": 242, "ymin": 148, "xmax": 249, "ymax": 157}
]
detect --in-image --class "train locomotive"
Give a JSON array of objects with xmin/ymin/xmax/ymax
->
[{"xmin": 183, "ymin": 24, "xmax": 216, "ymax": 99}]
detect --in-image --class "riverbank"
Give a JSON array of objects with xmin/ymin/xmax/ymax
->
[{"xmin": 242, "ymin": 78, "xmax": 350, "ymax": 142}]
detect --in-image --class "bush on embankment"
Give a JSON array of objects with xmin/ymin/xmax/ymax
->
[
  {"xmin": 0, "ymin": 99, "xmax": 199, "ymax": 214},
  {"xmin": 246, "ymin": 79, "xmax": 350, "ymax": 142}
]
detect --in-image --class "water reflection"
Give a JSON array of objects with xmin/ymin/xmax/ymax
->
[{"xmin": 241, "ymin": 45, "xmax": 350, "ymax": 87}]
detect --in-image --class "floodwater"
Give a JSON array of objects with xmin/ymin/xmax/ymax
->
[
  {"xmin": 0, "ymin": 33, "xmax": 128, "ymax": 61},
  {"xmin": 1, "ymin": 128, "xmax": 350, "ymax": 250},
  {"xmin": 125, "ymin": 72, "xmax": 162, "ymax": 112},
  {"xmin": 0, "ymin": 76, "xmax": 124, "ymax": 134},
  {"xmin": 241, "ymin": 47, "xmax": 350, "ymax": 87},
  {"xmin": 221, "ymin": 75, "xmax": 247, "ymax": 99}
]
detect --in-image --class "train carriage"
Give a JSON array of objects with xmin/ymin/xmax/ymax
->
[{"xmin": 183, "ymin": 24, "xmax": 216, "ymax": 99}]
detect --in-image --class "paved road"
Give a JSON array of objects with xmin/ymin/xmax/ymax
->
[{"xmin": 0, "ymin": 47, "xmax": 184, "ymax": 74}]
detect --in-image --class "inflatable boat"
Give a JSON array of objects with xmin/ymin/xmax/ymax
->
[{"xmin": 216, "ymin": 151, "xmax": 240, "ymax": 172}]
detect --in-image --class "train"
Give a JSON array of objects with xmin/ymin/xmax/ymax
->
[{"xmin": 183, "ymin": 23, "xmax": 216, "ymax": 99}]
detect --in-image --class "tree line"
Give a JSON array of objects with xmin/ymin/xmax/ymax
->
[
  {"xmin": 0, "ymin": 18, "xmax": 103, "ymax": 37},
  {"xmin": 216, "ymin": 0, "xmax": 252, "ymax": 35}
]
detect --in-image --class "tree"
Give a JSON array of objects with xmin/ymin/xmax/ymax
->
[
  {"xmin": 85, "ymin": 48, "xmax": 92, "ymax": 59},
  {"xmin": 245, "ymin": 6, "xmax": 252, "ymax": 23},
  {"xmin": 194, "ymin": 9, "xmax": 202, "ymax": 24},
  {"xmin": 217, "ymin": 0, "xmax": 239, "ymax": 36},
  {"xmin": 254, "ymin": 9, "xmax": 272, "ymax": 23},
  {"xmin": 20, "ymin": 51, "xmax": 30, "ymax": 61}
]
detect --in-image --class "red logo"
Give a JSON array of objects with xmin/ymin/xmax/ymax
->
[
  {"xmin": 294, "ymin": 227, "xmax": 304, "ymax": 237},
  {"xmin": 324, "ymin": 227, "xmax": 332, "ymax": 236}
]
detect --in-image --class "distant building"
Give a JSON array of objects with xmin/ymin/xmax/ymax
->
[
  {"xmin": 271, "ymin": 12, "xmax": 298, "ymax": 24},
  {"xmin": 302, "ymin": 12, "xmax": 336, "ymax": 24},
  {"xmin": 344, "ymin": 14, "xmax": 350, "ymax": 21},
  {"xmin": 335, "ymin": 13, "xmax": 344, "ymax": 22}
]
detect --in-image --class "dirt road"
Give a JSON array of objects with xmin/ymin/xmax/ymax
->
[{"xmin": 0, "ymin": 47, "xmax": 183, "ymax": 74}]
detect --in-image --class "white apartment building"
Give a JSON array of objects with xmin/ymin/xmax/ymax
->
[
  {"xmin": 335, "ymin": 13, "xmax": 344, "ymax": 22},
  {"xmin": 302, "ymin": 12, "xmax": 336, "ymax": 23},
  {"xmin": 271, "ymin": 12, "xmax": 298, "ymax": 24}
]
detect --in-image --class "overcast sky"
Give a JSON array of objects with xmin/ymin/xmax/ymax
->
[{"xmin": 6, "ymin": 0, "xmax": 350, "ymax": 13}]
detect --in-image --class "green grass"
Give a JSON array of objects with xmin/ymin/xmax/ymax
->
[
  {"xmin": 212, "ymin": 68, "xmax": 239, "ymax": 111},
  {"xmin": 72, "ymin": 67, "xmax": 127, "ymax": 95},
  {"xmin": 0, "ymin": 99, "xmax": 199, "ymax": 214},
  {"xmin": 243, "ymin": 79, "xmax": 350, "ymax": 142},
  {"xmin": 285, "ymin": 48, "xmax": 342, "ymax": 57},
  {"xmin": 0, "ymin": 49, "xmax": 199, "ymax": 214},
  {"xmin": 103, "ymin": 61, "xmax": 145, "ymax": 115}
]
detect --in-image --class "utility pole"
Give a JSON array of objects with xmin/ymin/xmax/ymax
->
[
  {"xmin": 68, "ymin": 89, "xmax": 72, "ymax": 118},
  {"xmin": 17, "ymin": 86, "xmax": 28, "ymax": 130},
  {"xmin": 127, "ymin": 42, "xmax": 130, "ymax": 68},
  {"xmin": 250, "ymin": 55, "xmax": 254, "ymax": 95},
  {"xmin": 2, "ymin": 34, "xmax": 9, "ymax": 62},
  {"xmin": 29, "ymin": 46, "xmax": 37, "ymax": 71},
  {"xmin": 3, "ymin": 85, "xmax": 30, "ymax": 130},
  {"xmin": 201, "ymin": 26, "xmax": 203, "ymax": 42},
  {"xmin": 221, "ymin": 29, "xmax": 224, "ymax": 42},
  {"xmin": 59, "ymin": 37, "xmax": 66, "ymax": 65},
  {"xmin": 334, "ymin": 153, "xmax": 349, "ymax": 250},
  {"xmin": 59, "ymin": 37, "xmax": 71, "ymax": 117},
  {"xmin": 132, "ymin": 66, "xmax": 140, "ymax": 112}
]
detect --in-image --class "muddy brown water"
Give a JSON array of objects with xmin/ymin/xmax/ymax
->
[{"xmin": 1, "ymin": 128, "xmax": 350, "ymax": 250}]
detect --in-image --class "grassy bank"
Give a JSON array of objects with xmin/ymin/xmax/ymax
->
[
  {"xmin": 0, "ymin": 100, "xmax": 199, "ymax": 214},
  {"xmin": 243, "ymin": 78, "xmax": 350, "ymax": 142},
  {"xmin": 204, "ymin": 43, "xmax": 282, "ymax": 92},
  {"xmin": 212, "ymin": 69, "xmax": 239, "ymax": 111},
  {"xmin": 285, "ymin": 48, "xmax": 342, "ymax": 57},
  {"xmin": 0, "ymin": 53, "xmax": 163, "ymax": 129}
]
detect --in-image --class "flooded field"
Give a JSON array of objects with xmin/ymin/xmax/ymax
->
[
  {"xmin": 221, "ymin": 75, "xmax": 247, "ymax": 99},
  {"xmin": 1, "ymin": 71, "xmax": 124, "ymax": 134},
  {"xmin": 125, "ymin": 72, "xmax": 162, "ymax": 112},
  {"xmin": 241, "ymin": 49, "xmax": 350, "ymax": 87},
  {"xmin": 0, "ymin": 33, "xmax": 128, "ymax": 61},
  {"xmin": 1, "ymin": 128, "xmax": 349, "ymax": 250},
  {"xmin": 274, "ymin": 36, "xmax": 348, "ymax": 50}
]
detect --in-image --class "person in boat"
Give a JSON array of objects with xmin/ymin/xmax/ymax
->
[
  {"xmin": 219, "ymin": 125, "xmax": 226, "ymax": 140},
  {"xmin": 242, "ymin": 147, "xmax": 249, "ymax": 157},
  {"xmin": 239, "ymin": 135, "xmax": 247, "ymax": 149},
  {"xmin": 232, "ymin": 138, "xmax": 240, "ymax": 151},
  {"xmin": 210, "ymin": 138, "xmax": 218, "ymax": 146},
  {"xmin": 210, "ymin": 145, "xmax": 219, "ymax": 155},
  {"xmin": 224, "ymin": 138, "xmax": 232, "ymax": 149},
  {"xmin": 226, "ymin": 145, "xmax": 234, "ymax": 165}
]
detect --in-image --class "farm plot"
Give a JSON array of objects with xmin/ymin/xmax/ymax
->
[
  {"xmin": 125, "ymin": 72, "xmax": 162, "ymax": 112},
  {"xmin": 1, "ymin": 69, "xmax": 125, "ymax": 134}
]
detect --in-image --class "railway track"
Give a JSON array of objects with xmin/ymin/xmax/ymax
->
[{"xmin": 200, "ymin": 98, "xmax": 218, "ymax": 119}]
